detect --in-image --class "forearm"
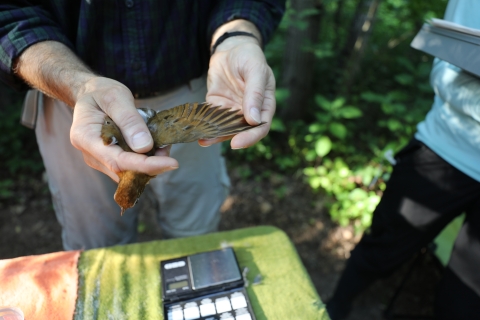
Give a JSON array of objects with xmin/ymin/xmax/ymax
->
[
  {"xmin": 13, "ymin": 41, "xmax": 96, "ymax": 107},
  {"xmin": 430, "ymin": 59, "xmax": 480, "ymax": 122}
]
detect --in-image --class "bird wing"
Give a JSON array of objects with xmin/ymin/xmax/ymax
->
[{"xmin": 149, "ymin": 102, "xmax": 264, "ymax": 146}]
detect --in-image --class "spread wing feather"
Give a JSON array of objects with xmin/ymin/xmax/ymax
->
[{"xmin": 148, "ymin": 102, "xmax": 264, "ymax": 146}]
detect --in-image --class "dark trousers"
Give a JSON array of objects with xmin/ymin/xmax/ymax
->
[{"xmin": 328, "ymin": 139, "xmax": 480, "ymax": 319}]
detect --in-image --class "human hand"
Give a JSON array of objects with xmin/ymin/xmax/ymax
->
[
  {"xmin": 203, "ymin": 26, "xmax": 276, "ymax": 149},
  {"xmin": 70, "ymin": 77, "xmax": 178, "ymax": 182}
]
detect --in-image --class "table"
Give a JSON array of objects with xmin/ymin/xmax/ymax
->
[{"xmin": 1, "ymin": 226, "xmax": 329, "ymax": 320}]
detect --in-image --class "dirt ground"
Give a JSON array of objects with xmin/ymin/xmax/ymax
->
[{"xmin": 0, "ymin": 161, "xmax": 443, "ymax": 319}]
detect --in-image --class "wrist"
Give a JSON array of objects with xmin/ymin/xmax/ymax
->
[
  {"xmin": 212, "ymin": 35, "xmax": 261, "ymax": 55},
  {"xmin": 210, "ymin": 19, "xmax": 262, "ymax": 51}
]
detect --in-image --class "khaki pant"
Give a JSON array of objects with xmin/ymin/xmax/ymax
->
[{"xmin": 30, "ymin": 76, "xmax": 230, "ymax": 250}]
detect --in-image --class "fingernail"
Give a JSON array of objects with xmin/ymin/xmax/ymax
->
[
  {"xmin": 132, "ymin": 131, "xmax": 151, "ymax": 149},
  {"xmin": 250, "ymin": 108, "xmax": 261, "ymax": 124},
  {"xmin": 231, "ymin": 146, "xmax": 247, "ymax": 150}
]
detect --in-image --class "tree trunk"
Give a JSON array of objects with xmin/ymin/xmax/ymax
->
[
  {"xmin": 337, "ymin": 0, "xmax": 381, "ymax": 97},
  {"xmin": 280, "ymin": 0, "xmax": 323, "ymax": 122},
  {"xmin": 332, "ymin": 0, "xmax": 346, "ymax": 52}
]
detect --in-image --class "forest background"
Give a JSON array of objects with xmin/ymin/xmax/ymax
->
[{"xmin": 0, "ymin": 0, "xmax": 449, "ymax": 233}]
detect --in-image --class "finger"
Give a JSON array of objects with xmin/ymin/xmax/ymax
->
[
  {"xmin": 82, "ymin": 152, "xmax": 120, "ymax": 182},
  {"xmin": 230, "ymin": 125, "xmax": 269, "ymax": 149},
  {"xmin": 198, "ymin": 135, "xmax": 233, "ymax": 147},
  {"xmin": 92, "ymin": 85, "xmax": 153, "ymax": 153},
  {"xmin": 231, "ymin": 84, "xmax": 275, "ymax": 148},
  {"xmin": 154, "ymin": 145, "xmax": 172, "ymax": 157},
  {"xmin": 243, "ymin": 63, "xmax": 267, "ymax": 125}
]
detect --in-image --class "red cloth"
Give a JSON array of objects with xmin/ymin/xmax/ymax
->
[{"xmin": 0, "ymin": 251, "xmax": 80, "ymax": 320}]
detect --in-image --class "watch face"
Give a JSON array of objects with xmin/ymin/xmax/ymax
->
[{"xmin": 188, "ymin": 249, "xmax": 242, "ymax": 290}]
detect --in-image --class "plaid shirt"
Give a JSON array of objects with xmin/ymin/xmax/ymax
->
[{"xmin": 0, "ymin": 1, "xmax": 284, "ymax": 96}]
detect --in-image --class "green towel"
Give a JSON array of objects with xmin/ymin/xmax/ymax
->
[{"xmin": 75, "ymin": 226, "xmax": 329, "ymax": 320}]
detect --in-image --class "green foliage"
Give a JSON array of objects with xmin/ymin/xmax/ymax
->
[{"xmin": 226, "ymin": 0, "xmax": 448, "ymax": 232}]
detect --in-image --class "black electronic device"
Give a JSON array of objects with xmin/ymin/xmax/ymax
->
[{"xmin": 160, "ymin": 248, "xmax": 256, "ymax": 320}]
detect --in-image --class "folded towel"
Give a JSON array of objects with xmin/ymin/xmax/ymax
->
[{"xmin": 0, "ymin": 251, "xmax": 80, "ymax": 320}]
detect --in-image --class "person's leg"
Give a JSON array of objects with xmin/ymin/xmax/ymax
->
[
  {"xmin": 35, "ymin": 93, "xmax": 138, "ymax": 250},
  {"xmin": 326, "ymin": 139, "xmax": 480, "ymax": 319},
  {"xmin": 435, "ymin": 197, "xmax": 480, "ymax": 319},
  {"xmin": 134, "ymin": 76, "xmax": 230, "ymax": 238}
]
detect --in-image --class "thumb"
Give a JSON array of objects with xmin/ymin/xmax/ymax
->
[
  {"xmin": 95, "ymin": 87, "xmax": 154, "ymax": 153},
  {"xmin": 243, "ymin": 64, "xmax": 267, "ymax": 125}
]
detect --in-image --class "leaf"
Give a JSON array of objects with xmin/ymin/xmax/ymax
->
[
  {"xmin": 303, "ymin": 167, "xmax": 317, "ymax": 176},
  {"xmin": 329, "ymin": 122, "xmax": 347, "ymax": 139},
  {"xmin": 298, "ymin": 8, "xmax": 320, "ymax": 18},
  {"xmin": 360, "ymin": 91, "xmax": 385, "ymax": 103},
  {"xmin": 387, "ymin": 118, "xmax": 402, "ymax": 131},
  {"xmin": 349, "ymin": 188, "xmax": 368, "ymax": 201},
  {"xmin": 331, "ymin": 97, "xmax": 346, "ymax": 110},
  {"xmin": 338, "ymin": 107, "xmax": 363, "ymax": 119},
  {"xmin": 305, "ymin": 150, "xmax": 317, "ymax": 161},
  {"xmin": 308, "ymin": 176, "xmax": 322, "ymax": 189},
  {"xmin": 395, "ymin": 74, "xmax": 414, "ymax": 86},
  {"xmin": 275, "ymin": 88, "xmax": 290, "ymax": 103},
  {"xmin": 315, "ymin": 95, "xmax": 331, "ymax": 111},
  {"xmin": 270, "ymin": 117, "xmax": 286, "ymax": 132},
  {"xmin": 308, "ymin": 123, "xmax": 324, "ymax": 133},
  {"xmin": 315, "ymin": 136, "xmax": 332, "ymax": 157}
]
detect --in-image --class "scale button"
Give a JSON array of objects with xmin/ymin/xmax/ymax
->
[
  {"xmin": 236, "ymin": 314, "xmax": 252, "ymax": 320},
  {"xmin": 230, "ymin": 292, "xmax": 247, "ymax": 309},
  {"xmin": 200, "ymin": 299, "xmax": 216, "ymax": 316},
  {"xmin": 215, "ymin": 297, "xmax": 232, "ymax": 313},
  {"xmin": 183, "ymin": 302, "xmax": 200, "ymax": 320},
  {"xmin": 235, "ymin": 308, "xmax": 252, "ymax": 320},
  {"xmin": 168, "ymin": 305, "xmax": 184, "ymax": 320},
  {"xmin": 219, "ymin": 312, "xmax": 235, "ymax": 320}
]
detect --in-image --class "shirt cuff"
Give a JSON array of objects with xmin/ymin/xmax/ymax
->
[{"xmin": 0, "ymin": 7, "xmax": 74, "ymax": 90}]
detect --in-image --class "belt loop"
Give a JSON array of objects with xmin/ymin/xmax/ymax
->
[{"xmin": 20, "ymin": 89, "xmax": 42, "ymax": 130}]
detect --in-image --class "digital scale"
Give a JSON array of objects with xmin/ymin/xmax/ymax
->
[{"xmin": 160, "ymin": 248, "xmax": 256, "ymax": 320}]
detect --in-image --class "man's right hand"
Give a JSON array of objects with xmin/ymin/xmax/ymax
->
[
  {"xmin": 14, "ymin": 41, "xmax": 178, "ymax": 182},
  {"xmin": 71, "ymin": 77, "xmax": 178, "ymax": 182}
]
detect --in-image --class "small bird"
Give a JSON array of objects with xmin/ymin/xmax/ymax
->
[{"xmin": 101, "ymin": 102, "xmax": 264, "ymax": 215}]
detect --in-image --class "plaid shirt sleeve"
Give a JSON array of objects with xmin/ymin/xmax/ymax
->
[
  {"xmin": 207, "ymin": 0, "xmax": 285, "ymax": 48},
  {"xmin": 0, "ymin": 4, "xmax": 73, "ymax": 90}
]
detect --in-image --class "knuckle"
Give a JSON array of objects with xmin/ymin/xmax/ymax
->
[
  {"xmin": 250, "ymin": 90, "xmax": 264, "ymax": 104},
  {"xmin": 99, "ymin": 86, "xmax": 128, "ymax": 112}
]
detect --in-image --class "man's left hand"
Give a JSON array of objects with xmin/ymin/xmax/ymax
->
[{"xmin": 203, "ymin": 21, "xmax": 276, "ymax": 149}]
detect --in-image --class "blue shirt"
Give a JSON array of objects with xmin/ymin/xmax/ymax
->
[{"xmin": 415, "ymin": 0, "xmax": 480, "ymax": 182}]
